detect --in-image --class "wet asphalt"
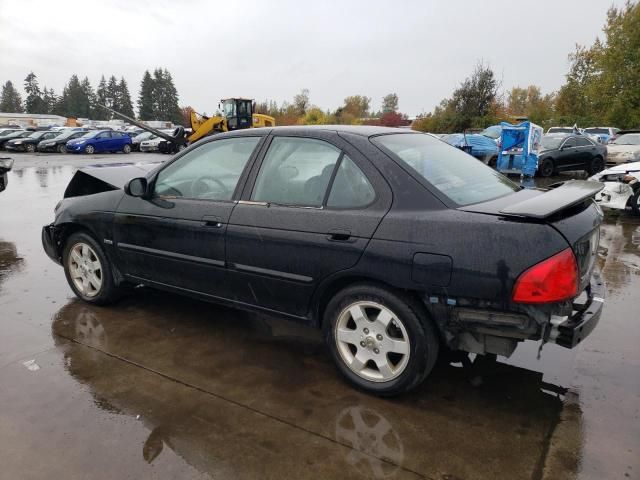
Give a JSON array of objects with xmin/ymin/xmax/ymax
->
[{"xmin": 0, "ymin": 153, "xmax": 638, "ymax": 480}]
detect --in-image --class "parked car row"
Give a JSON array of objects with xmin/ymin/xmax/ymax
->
[{"xmin": 0, "ymin": 128, "xmax": 134, "ymax": 154}]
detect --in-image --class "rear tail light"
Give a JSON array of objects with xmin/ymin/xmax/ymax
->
[{"xmin": 512, "ymin": 248, "xmax": 578, "ymax": 303}]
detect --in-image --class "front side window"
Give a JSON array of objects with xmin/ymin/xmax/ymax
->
[
  {"xmin": 373, "ymin": 133, "xmax": 519, "ymax": 206},
  {"xmin": 327, "ymin": 156, "xmax": 375, "ymax": 208},
  {"xmin": 562, "ymin": 137, "xmax": 577, "ymax": 148},
  {"xmin": 154, "ymin": 137, "xmax": 260, "ymax": 201},
  {"xmin": 252, "ymin": 137, "xmax": 342, "ymax": 207}
]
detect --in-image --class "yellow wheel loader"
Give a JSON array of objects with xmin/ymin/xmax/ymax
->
[{"xmin": 99, "ymin": 98, "xmax": 275, "ymax": 153}]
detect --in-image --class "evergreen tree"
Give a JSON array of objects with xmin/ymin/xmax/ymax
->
[
  {"xmin": 0, "ymin": 81, "xmax": 24, "ymax": 113},
  {"xmin": 117, "ymin": 77, "xmax": 135, "ymax": 118},
  {"xmin": 42, "ymin": 87, "xmax": 57, "ymax": 114},
  {"xmin": 96, "ymin": 75, "xmax": 108, "ymax": 110},
  {"xmin": 81, "ymin": 77, "xmax": 97, "ymax": 118},
  {"xmin": 137, "ymin": 70, "xmax": 155, "ymax": 120},
  {"xmin": 57, "ymin": 75, "xmax": 93, "ymax": 118},
  {"xmin": 24, "ymin": 72, "xmax": 47, "ymax": 113},
  {"xmin": 381, "ymin": 93, "xmax": 399, "ymax": 113},
  {"xmin": 160, "ymin": 69, "xmax": 182, "ymax": 124}
]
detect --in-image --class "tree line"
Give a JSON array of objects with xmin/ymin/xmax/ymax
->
[
  {"xmin": 0, "ymin": 68, "xmax": 182, "ymax": 125},
  {"xmin": 413, "ymin": 2, "xmax": 639, "ymax": 132}
]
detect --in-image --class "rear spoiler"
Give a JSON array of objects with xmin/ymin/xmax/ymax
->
[{"xmin": 499, "ymin": 180, "xmax": 603, "ymax": 219}]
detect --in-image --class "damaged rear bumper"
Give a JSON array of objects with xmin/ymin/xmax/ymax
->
[
  {"xmin": 549, "ymin": 269, "xmax": 605, "ymax": 348},
  {"xmin": 42, "ymin": 224, "xmax": 61, "ymax": 265}
]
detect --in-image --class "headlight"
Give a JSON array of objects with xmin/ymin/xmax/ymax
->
[{"xmin": 13, "ymin": 141, "xmax": 22, "ymax": 145}]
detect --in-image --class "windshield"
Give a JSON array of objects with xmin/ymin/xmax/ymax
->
[
  {"xmin": 542, "ymin": 136, "xmax": 565, "ymax": 149},
  {"xmin": 3, "ymin": 131, "xmax": 25, "ymax": 138},
  {"xmin": 612, "ymin": 134, "xmax": 640, "ymax": 145},
  {"xmin": 27, "ymin": 131, "xmax": 48, "ymax": 139},
  {"xmin": 548, "ymin": 127, "xmax": 573, "ymax": 133},
  {"xmin": 373, "ymin": 133, "xmax": 519, "ymax": 206},
  {"xmin": 56, "ymin": 130, "xmax": 80, "ymax": 140},
  {"xmin": 480, "ymin": 126, "xmax": 501, "ymax": 139},
  {"xmin": 222, "ymin": 100, "xmax": 236, "ymax": 117},
  {"xmin": 584, "ymin": 128, "xmax": 609, "ymax": 134}
]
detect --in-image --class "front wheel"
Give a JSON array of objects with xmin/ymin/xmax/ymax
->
[
  {"xmin": 57, "ymin": 144, "xmax": 67, "ymax": 154},
  {"xmin": 63, "ymin": 232, "xmax": 122, "ymax": 305},
  {"xmin": 324, "ymin": 283, "xmax": 439, "ymax": 396},
  {"xmin": 26, "ymin": 143, "xmax": 36, "ymax": 153},
  {"xmin": 122, "ymin": 144, "xmax": 131, "ymax": 154},
  {"xmin": 84, "ymin": 144, "xmax": 95, "ymax": 154},
  {"xmin": 538, "ymin": 158, "xmax": 555, "ymax": 177}
]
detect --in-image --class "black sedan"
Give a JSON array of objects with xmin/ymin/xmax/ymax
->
[
  {"xmin": 0, "ymin": 130, "xmax": 31, "ymax": 150},
  {"xmin": 38, "ymin": 130, "xmax": 87, "ymax": 153},
  {"xmin": 42, "ymin": 126, "xmax": 605, "ymax": 396},
  {"xmin": 538, "ymin": 133, "xmax": 607, "ymax": 177},
  {"xmin": 4, "ymin": 130, "xmax": 61, "ymax": 152},
  {"xmin": 0, "ymin": 157, "xmax": 13, "ymax": 192}
]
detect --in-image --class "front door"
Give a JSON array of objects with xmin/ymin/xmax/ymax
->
[
  {"xmin": 225, "ymin": 133, "xmax": 391, "ymax": 318},
  {"xmin": 113, "ymin": 136, "xmax": 264, "ymax": 298}
]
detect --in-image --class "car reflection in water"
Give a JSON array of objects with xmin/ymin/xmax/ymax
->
[
  {"xmin": 51, "ymin": 291, "xmax": 584, "ymax": 480},
  {"xmin": 0, "ymin": 240, "xmax": 24, "ymax": 292}
]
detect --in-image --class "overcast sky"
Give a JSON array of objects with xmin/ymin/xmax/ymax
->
[{"xmin": 0, "ymin": 0, "xmax": 621, "ymax": 116}]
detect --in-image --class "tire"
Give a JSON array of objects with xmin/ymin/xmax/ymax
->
[
  {"xmin": 26, "ymin": 143, "xmax": 36, "ymax": 153},
  {"xmin": 57, "ymin": 144, "xmax": 67, "ymax": 154},
  {"xmin": 539, "ymin": 158, "xmax": 555, "ymax": 177},
  {"xmin": 62, "ymin": 232, "xmax": 122, "ymax": 305},
  {"xmin": 323, "ymin": 283, "xmax": 439, "ymax": 396},
  {"xmin": 122, "ymin": 144, "xmax": 131, "ymax": 154},
  {"xmin": 588, "ymin": 156, "xmax": 604, "ymax": 176},
  {"xmin": 631, "ymin": 189, "xmax": 640, "ymax": 216},
  {"xmin": 84, "ymin": 144, "xmax": 95, "ymax": 154}
]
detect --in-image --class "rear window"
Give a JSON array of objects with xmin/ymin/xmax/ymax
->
[{"xmin": 372, "ymin": 133, "xmax": 519, "ymax": 206}]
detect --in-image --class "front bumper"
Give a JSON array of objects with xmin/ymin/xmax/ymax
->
[
  {"xmin": 594, "ymin": 181, "xmax": 633, "ymax": 210},
  {"xmin": 549, "ymin": 269, "xmax": 605, "ymax": 348},
  {"xmin": 4, "ymin": 144, "xmax": 26, "ymax": 151},
  {"xmin": 42, "ymin": 224, "xmax": 62, "ymax": 265},
  {"xmin": 140, "ymin": 145, "xmax": 159, "ymax": 152},
  {"xmin": 67, "ymin": 144, "xmax": 85, "ymax": 153},
  {"xmin": 38, "ymin": 144, "xmax": 57, "ymax": 152}
]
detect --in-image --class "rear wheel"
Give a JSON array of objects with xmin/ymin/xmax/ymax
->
[
  {"xmin": 123, "ymin": 144, "xmax": 131, "ymax": 154},
  {"xmin": 63, "ymin": 232, "xmax": 122, "ymax": 305},
  {"xmin": 588, "ymin": 156, "xmax": 605, "ymax": 175},
  {"xmin": 324, "ymin": 283, "xmax": 439, "ymax": 396},
  {"xmin": 539, "ymin": 158, "xmax": 555, "ymax": 177},
  {"xmin": 57, "ymin": 144, "xmax": 67, "ymax": 154},
  {"xmin": 84, "ymin": 144, "xmax": 95, "ymax": 154}
]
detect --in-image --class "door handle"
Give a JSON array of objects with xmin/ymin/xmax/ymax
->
[
  {"xmin": 327, "ymin": 229, "xmax": 352, "ymax": 241},
  {"xmin": 202, "ymin": 215, "xmax": 223, "ymax": 228}
]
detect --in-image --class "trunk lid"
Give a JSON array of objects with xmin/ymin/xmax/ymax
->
[{"xmin": 460, "ymin": 180, "xmax": 604, "ymax": 292}]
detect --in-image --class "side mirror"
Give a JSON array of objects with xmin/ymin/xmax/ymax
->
[{"xmin": 125, "ymin": 177, "xmax": 148, "ymax": 198}]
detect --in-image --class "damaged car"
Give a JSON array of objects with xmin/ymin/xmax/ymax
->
[
  {"xmin": 42, "ymin": 126, "xmax": 605, "ymax": 396},
  {"xmin": 589, "ymin": 160, "xmax": 640, "ymax": 215},
  {"xmin": 0, "ymin": 157, "xmax": 14, "ymax": 192}
]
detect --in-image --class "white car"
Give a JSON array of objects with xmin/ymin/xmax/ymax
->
[
  {"xmin": 605, "ymin": 132, "xmax": 640, "ymax": 166},
  {"xmin": 589, "ymin": 161, "xmax": 640, "ymax": 215},
  {"xmin": 140, "ymin": 136, "xmax": 165, "ymax": 152}
]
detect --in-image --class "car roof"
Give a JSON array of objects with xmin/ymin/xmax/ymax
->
[{"xmin": 229, "ymin": 125, "xmax": 417, "ymax": 138}]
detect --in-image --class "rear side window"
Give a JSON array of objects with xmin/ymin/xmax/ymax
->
[
  {"xmin": 327, "ymin": 156, "xmax": 375, "ymax": 208},
  {"xmin": 252, "ymin": 137, "xmax": 341, "ymax": 207},
  {"xmin": 373, "ymin": 133, "xmax": 519, "ymax": 206}
]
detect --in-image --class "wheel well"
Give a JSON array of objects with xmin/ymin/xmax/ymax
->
[
  {"xmin": 314, "ymin": 276, "xmax": 434, "ymax": 333},
  {"xmin": 57, "ymin": 223, "xmax": 94, "ymax": 255}
]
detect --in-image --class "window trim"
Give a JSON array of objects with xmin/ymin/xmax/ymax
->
[
  {"xmin": 323, "ymin": 154, "xmax": 378, "ymax": 211},
  {"xmin": 150, "ymin": 135, "xmax": 265, "ymax": 203}
]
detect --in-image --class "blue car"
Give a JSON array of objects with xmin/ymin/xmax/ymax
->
[
  {"xmin": 442, "ymin": 133, "xmax": 499, "ymax": 165},
  {"xmin": 66, "ymin": 130, "xmax": 133, "ymax": 154}
]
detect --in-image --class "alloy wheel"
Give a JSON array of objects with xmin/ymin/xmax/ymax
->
[
  {"xmin": 68, "ymin": 242, "xmax": 103, "ymax": 297},
  {"xmin": 334, "ymin": 301, "xmax": 410, "ymax": 382}
]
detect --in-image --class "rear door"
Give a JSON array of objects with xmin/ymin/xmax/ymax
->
[
  {"xmin": 225, "ymin": 131, "xmax": 391, "ymax": 317},
  {"xmin": 557, "ymin": 137, "xmax": 580, "ymax": 168},
  {"xmin": 575, "ymin": 137, "xmax": 597, "ymax": 166},
  {"xmin": 113, "ymin": 135, "xmax": 264, "ymax": 298}
]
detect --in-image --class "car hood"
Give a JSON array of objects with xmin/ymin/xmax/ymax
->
[{"xmin": 63, "ymin": 162, "xmax": 161, "ymax": 198}]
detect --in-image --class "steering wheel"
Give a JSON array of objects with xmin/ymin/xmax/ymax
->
[{"xmin": 191, "ymin": 176, "xmax": 229, "ymax": 199}]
